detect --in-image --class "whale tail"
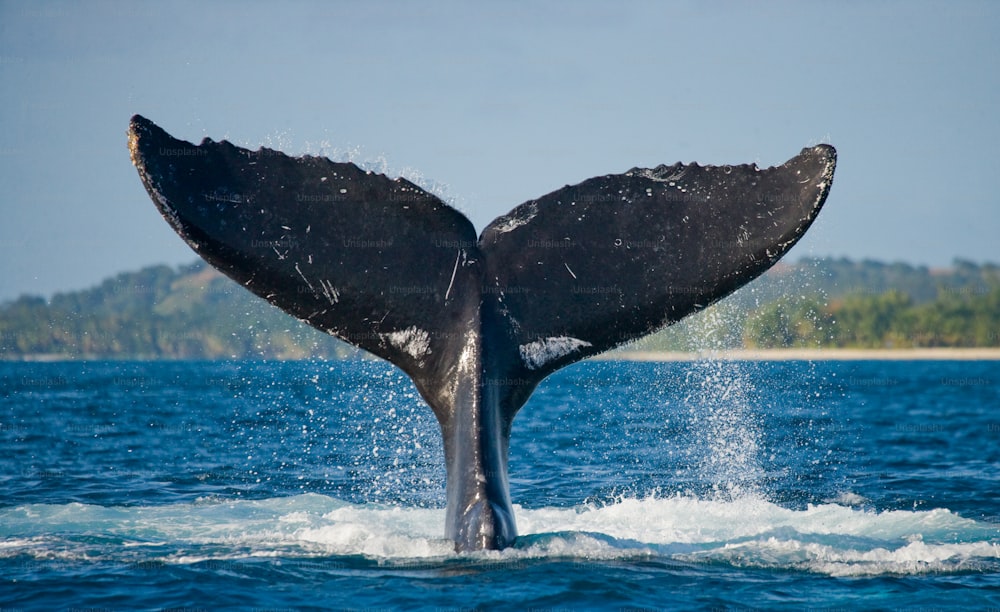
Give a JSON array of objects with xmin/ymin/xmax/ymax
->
[{"xmin": 128, "ymin": 115, "xmax": 835, "ymax": 550}]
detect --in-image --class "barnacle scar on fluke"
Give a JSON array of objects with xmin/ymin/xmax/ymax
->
[{"xmin": 128, "ymin": 115, "xmax": 836, "ymax": 551}]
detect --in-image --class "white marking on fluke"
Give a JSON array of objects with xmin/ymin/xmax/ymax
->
[
  {"xmin": 492, "ymin": 202, "xmax": 538, "ymax": 233},
  {"xmin": 294, "ymin": 263, "xmax": 316, "ymax": 294},
  {"xmin": 445, "ymin": 250, "xmax": 461, "ymax": 302},
  {"xmin": 519, "ymin": 336, "xmax": 593, "ymax": 370},
  {"xmin": 318, "ymin": 279, "xmax": 339, "ymax": 305},
  {"xmin": 637, "ymin": 165, "xmax": 688, "ymax": 184},
  {"xmin": 382, "ymin": 326, "xmax": 432, "ymax": 360}
]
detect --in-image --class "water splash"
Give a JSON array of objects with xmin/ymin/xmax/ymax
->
[
  {"xmin": 674, "ymin": 305, "xmax": 765, "ymax": 500},
  {"xmin": 682, "ymin": 359, "xmax": 763, "ymax": 500},
  {"xmin": 3, "ymin": 495, "xmax": 996, "ymax": 577},
  {"xmin": 223, "ymin": 361, "xmax": 444, "ymax": 507},
  {"xmin": 348, "ymin": 362, "xmax": 444, "ymax": 506}
]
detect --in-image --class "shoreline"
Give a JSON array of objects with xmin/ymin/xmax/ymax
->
[
  {"xmin": 601, "ymin": 348, "xmax": 1000, "ymax": 362},
  {"xmin": 4, "ymin": 347, "xmax": 1000, "ymax": 363}
]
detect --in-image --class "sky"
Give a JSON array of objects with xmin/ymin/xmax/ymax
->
[{"xmin": 0, "ymin": 0, "xmax": 998, "ymax": 302}]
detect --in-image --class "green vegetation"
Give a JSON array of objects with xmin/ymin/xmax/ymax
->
[
  {"xmin": 1, "ymin": 258, "xmax": 998, "ymax": 360},
  {"xmin": 744, "ymin": 286, "xmax": 1000, "ymax": 349},
  {"xmin": 608, "ymin": 258, "xmax": 1000, "ymax": 353},
  {"xmin": 734, "ymin": 259, "xmax": 1000, "ymax": 349},
  {"xmin": 0, "ymin": 262, "xmax": 352, "ymax": 360}
]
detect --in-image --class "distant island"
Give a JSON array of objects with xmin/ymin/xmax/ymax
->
[{"xmin": 1, "ymin": 258, "xmax": 998, "ymax": 360}]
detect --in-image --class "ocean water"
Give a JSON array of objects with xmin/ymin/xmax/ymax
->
[{"xmin": 1, "ymin": 358, "xmax": 998, "ymax": 610}]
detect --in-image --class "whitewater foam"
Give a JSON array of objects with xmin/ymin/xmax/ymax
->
[{"xmin": 2, "ymin": 494, "xmax": 996, "ymax": 576}]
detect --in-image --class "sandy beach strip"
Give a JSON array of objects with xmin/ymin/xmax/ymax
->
[{"xmin": 599, "ymin": 348, "xmax": 1000, "ymax": 362}]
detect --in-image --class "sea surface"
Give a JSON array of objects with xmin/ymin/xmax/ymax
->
[{"xmin": 1, "ymin": 358, "xmax": 998, "ymax": 610}]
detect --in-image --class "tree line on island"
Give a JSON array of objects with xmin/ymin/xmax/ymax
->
[{"xmin": 1, "ymin": 258, "xmax": 998, "ymax": 360}]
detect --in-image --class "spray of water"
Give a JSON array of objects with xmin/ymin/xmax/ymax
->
[
  {"xmin": 222, "ymin": 360, "xmax": 444, "ymax": 507},
  {"xmin": 297, "ymin": 134, "xmax": 463, "ymax": 214},
  {"xmin": 678, "ymin": 305, "xmax": 764, "ymax": 501},
  {"xmin": 665, "ymin": 260, "xmax": 842, "ymax": 504},
  {"xmin": 349, "ymin": 361, "xmax": 445, "ymax": 506}
]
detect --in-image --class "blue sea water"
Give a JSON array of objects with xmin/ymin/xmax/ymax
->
[{"xmin": 1, "ymin": 358, "xmax": 998, "ymax": 610}]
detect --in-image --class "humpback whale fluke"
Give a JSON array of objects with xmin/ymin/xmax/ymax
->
[{"xmin": 128, "ymin": 115, "xmax": 836, "ymax": 551}]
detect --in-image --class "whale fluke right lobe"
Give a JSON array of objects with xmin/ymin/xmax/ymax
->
[{"xmin": 479, "ymin": 145, "xmax": 835, "ymax": 401}]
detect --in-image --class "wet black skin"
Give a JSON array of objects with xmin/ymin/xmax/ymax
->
[{"xmin": 128, "ymin": 115, "xmax": 835, "ymax": 551}]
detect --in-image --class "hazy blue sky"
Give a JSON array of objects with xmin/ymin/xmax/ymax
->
[{"xmin": 1, "ymin": 1, "xmax": 997, "ymax": 301}]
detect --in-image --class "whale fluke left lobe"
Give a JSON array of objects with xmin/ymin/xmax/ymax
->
[{"xmin": 128, "ymin": 114, "xmax": 481, "ymax": 424}]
